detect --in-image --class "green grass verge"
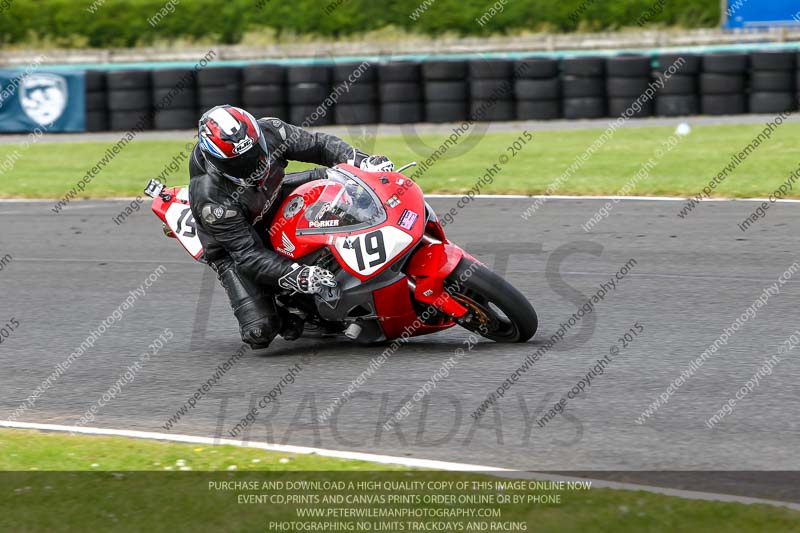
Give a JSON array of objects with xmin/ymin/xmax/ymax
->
[
  {"xmin": 1, "ymin": 121, "xmax": 799, "ymax": 199},
  {"xmin": 1, "ymin": 429, "xmax": 799, "ymax": 532}
]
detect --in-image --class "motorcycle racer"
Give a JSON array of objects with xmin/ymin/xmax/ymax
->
[{"xmin": 188, "ymin": 105, "xmax": 393, "ymax": 349}]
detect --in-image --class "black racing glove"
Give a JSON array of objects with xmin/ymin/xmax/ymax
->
[
  {"xmin": 359, "ymin": 155, "xmax": 394, "ymax": 173},
  {"xmin": 346, "ymin": 150, "xmax": 394, "ymax": 173},
  {"xmin": 278, "ymin": 264, "xmax": 337, "ymax": 294}
]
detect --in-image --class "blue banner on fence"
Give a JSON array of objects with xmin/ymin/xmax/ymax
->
[
  {"xmin": 725, "ymin": 0, "xmax": 800, "ymax": 29},
  {"xmin": 0, "ymin": 69, "xmax": 85, "ymax": 132}
]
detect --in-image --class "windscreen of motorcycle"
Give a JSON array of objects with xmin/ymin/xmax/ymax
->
[{"xmin": 299, "ymin": 177, "xmax": 386, "ymax": 234}]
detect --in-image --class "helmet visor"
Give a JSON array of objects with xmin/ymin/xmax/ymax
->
[{"xmin": 209, "ymin": 133, "xmax": 270, "ymax": 186}]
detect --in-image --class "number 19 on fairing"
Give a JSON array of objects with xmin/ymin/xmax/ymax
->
[{"xmin": 350, "ymin": 230, "xmax": 387, "ymax": 271}]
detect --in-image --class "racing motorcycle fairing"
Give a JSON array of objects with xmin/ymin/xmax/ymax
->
[
  {"xmin": 270, "ymin": 165, "xmax": 425, "ymax": 282},
  {"xmin": 148, "ymin": 184, "xmax": 204, "ymax": 260}
]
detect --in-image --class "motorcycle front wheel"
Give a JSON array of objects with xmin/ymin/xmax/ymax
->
[{"xmin": 445, "ymin": 257, "xmax": 538, "ymax": 343}]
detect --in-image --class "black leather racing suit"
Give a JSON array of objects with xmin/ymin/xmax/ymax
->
[{"xmin": 188, "ymin": 117, "xmax": 366, "ymax": 348}]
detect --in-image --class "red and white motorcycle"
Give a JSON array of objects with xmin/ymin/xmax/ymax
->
[{"xmin": 145, "ymin": 163, "xmax": 537, "ymax": 344}]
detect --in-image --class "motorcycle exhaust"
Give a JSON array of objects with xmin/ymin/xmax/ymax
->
[{"xmin": 344, "ymin": 323, "xmax": 363, "ymax": 340}]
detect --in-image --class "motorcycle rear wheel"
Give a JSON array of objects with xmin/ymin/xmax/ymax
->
[{"xmin": 445, "ymin": 257, "xmax": 538, "ymax": 343}]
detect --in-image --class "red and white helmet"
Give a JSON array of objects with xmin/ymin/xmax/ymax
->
[{"xmin": 198, "ymin": 105, "xmax": 270, "ymax": 187}]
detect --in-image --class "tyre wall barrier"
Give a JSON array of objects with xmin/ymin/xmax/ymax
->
[{"xmin": 81, "ymin": 51, "xmax": 797, "ymax": 131}]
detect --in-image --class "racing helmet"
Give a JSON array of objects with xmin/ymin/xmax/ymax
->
[{"xmin": 198, "ymin": 105, "xmax": 270, "ymax": 187}]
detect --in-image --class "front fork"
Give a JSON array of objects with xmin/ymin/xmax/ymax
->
[{"xmin": 406, "ymin": 236, "xmax": 475, "ymax": 320}]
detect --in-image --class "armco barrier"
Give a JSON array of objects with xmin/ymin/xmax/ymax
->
[{"xmin": 81, "ymin": 50, "xmax": 798, "ymax": 132}]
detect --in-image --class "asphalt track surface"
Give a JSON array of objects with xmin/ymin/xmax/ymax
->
[{"xmin": 1, "ymin": 197, "xmax": 799, "ymax": 503}]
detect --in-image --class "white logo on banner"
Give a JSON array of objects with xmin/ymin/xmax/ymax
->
[{"xmin": 19, "ymin": 73, "xmax": 68, "ymax": 125}]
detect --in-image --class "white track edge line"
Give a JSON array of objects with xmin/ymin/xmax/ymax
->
[
  {"xmin": 1, "ymin": 420, "xmax": 798, "ymax": 511},
  {"xmin": 427, "ymin": 194, "xmax": 800, "ymax": 203}
]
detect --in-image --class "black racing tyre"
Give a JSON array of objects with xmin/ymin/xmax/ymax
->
[
  {"xmin": 606, "ymin": 77, "xmax": 651, "ymax": 97},
  {"xmin": 445, "ymin": 257, "xmax": 537, "ymax": 343},
  {"xmin": 516, "ymin": 100, "xmax": 560, "ymax": 120},
  {"xmin": 289, "ymin": 105, "xmax": 332, "ymax": 126},
  {"xmin": 655, "ymin": 95, "xmax": 699, "ymax": 116},
  {"xmin": 749, "ymin": 92, "xmax": 797, "ymax": 114},
  {"xmin": 249, "ymin": 106, "xmax": 288, "ymax": 121},
  {"xmin": 198, "ymin": 85, "xmax": 241, "ymax": 107},
  {"xmin": 108, "ymin": 90, "xmax": 150, "ymax": 111},
  {"xmin": 86, "ymin": 110, "xmax": 108, "ymax": 131},
  {"xmin": 750, "ymin": 51, "xmax": 796, "ymax": 71},
  {"xmin": 287, "ymin": 65, "xmax": 330, "ymax": 84},
  {"xmin": 86, "ymin": 91, "xmax": 107, "ymax": 111},
  {"xmin": 336, "ymin": 83, "xmax": 377, "ymax": 104},
  {"xmin": 107, "ymin": 70, "xmax": 150, "ymax": 90},
  {"xmin": 701, "ymin": 94, "xmax": 747, "ymax": 115},
  {"xmin": 154, "ymin": 109, "xmax": 196, "ymax": 130},
  {"xmin": 514, "ymin": 78, "xmax": 559, "ymax": 100},
  {"xmin": 379, "ymin": 82, "xmax": 422, "ymax": 103},
  {"xmin": 470, "ymin": 99, "xmax": 514, "ymax": 121},
  {"xmin": 563, "ymin": 97, "xmax": 605, "ymax": 119},
  {"xmin": 606, "ymin": 55, "xmax": 652, "ymax": 77},
  {"xmin": 470, "ymin": 79, "xmax": 514, "ymax": 100},
  {"xmin": 561, "ymin": 56, "xmax": 605, "ymax": 77},
  {"xmin": 514, "ymin": 57, "xmax": 559, "ymax": 79},
  {"xmin": 85, "ymin": 70, "xmax": 106, "ymax": 91},
  {"xmin": 153, "ymin": 87, "xmax": 196, "ymax": 109},
  {"xmin": 332, "ymin": 62, "xmax": 377, "ymax": 82},
  {"xmin": 287, "ymin": 83, "xmax": 329, "ymax": 105},
  {"xmin": 109, "ymin": 111, "xmax": 153, "ymax": 131},
  {"xmin": 151, "ymin": 68, "xmax": 195, "ymax": 89},
  {"xmin": 424, "ymin": 81, "xmax": 468, "ymax": 102},
  {"xmin": 425, "ymin": 100, "xmax": 469, "ymax": 124},
  {"xmin": 243, "ymin": 63, "xmax": 286, "ymax": 85},
  {"xmin": 333, "ymin": 104, "xmax": 378, "ymax": 125},
  {"xmin": 702, "ymin": 53, "xmax": 748, "ymax": 73},
  {"xmin": 377, "ymin": 61, "xmax": 421, "ymax": 83},
  {"xmin": 242, "ymin": 84, "xmax": 284, "ymax": 106},
  {"xmin": 608, "ymin": 96, "xmax": 653, "ymax": 118},
  {"xmin": 656, "ymin": 53, "xmax": 701, "ymax": 74},
  {"xmin": 700, "ymin": 73, "xmax": 746, "ymax": 95},
  {"xmin": 562, "ymin": 75, "xmax": 605, "ymax": 98},
  {"xmin": 380, "ymin": 102, "xmax": 423, "ymax": 123},
  {"xmin": 749, "ymin": 71, "xmax": 794, "ymax": 92},
  {"xmin": 424, "ymin": 101, "xmax": 468, "ymax": 123},
  {"xmin": 654, "ymin": 73, "xmax": 697, "ymax": 95},
  {"xmin": 469, "ymin": 59, "xmax": 513, "ymax": 79},
  {"xmin": 197, "ymin": 67, "xmax": 241, "ymax": 86},
  {"xmin": 422, "ymin": 60, "xmax": 468, "ymax": 80}
]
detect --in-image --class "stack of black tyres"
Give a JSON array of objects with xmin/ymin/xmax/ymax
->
[
  {"xmin": 469, "ymin": 59, "xmax": 515, "ymax": 121},
  {"xmin": 378, "ymin": 61, "xmax": 423, "ymax": 124},
  {"xmin": 700, "ymin": 53, "xmax": 748, "ymax": 115},
  {"xmin": 748, "ymin": 51, "xmax": 797, "ymax": 114},
  {"xmin": 85, "ymin": 71, "xmax": 107, "ymax": 131},
  {"xmin": 422, "ymin": 60, "xmax": 469, "ymax": 123},
  {"xmin": 333, "ymin": 62, "xmax": 378, "ymax": 125},
  {"xmin": 287, "ymin": 65, "xmax": 332, "ymax": 126},
  {"xmin": 197, "ymin": 66, "xmax": 241, "ymax": 115},
  {"xmin": 106, "ymin": 70, "xmax": 152, "ymax": 131},
  {"xmin": 606, "ymin": 55, "xmax": 653, "ymax": 118},
  {"xmin": 653, "ymin": 53, "xmax": 700, "ymax": 117},
  {"xmin": 151, "ymin": 68, "xmax": 197, "ymax": 130},
  {"xmin": 243, "ymin": 63, "xmax": 287, "ymax": 121},
  {"xmin": 514, "ymin": 58, "xmax": 560, "ymax": 120},
  {"xmin": 561, "ymin": 57, "xmax": 605, "ymax": 119}
]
